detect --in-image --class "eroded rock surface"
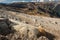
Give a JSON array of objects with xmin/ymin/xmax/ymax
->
[{"xmin": 0, "ymin": 11, "xmax": 60, "ymax": 40}]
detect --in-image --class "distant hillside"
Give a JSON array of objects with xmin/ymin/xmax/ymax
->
[{"xmin": 0, "ymin": 2, "xmax": 60, "ymax": 18}]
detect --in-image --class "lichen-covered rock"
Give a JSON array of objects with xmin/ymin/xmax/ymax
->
[
  {"xmin": 0, "ymin": 18, "xmax": 11, "ymax": 35},
  {"xmin": 12, "ymin": 21, "xmax": 47, "ymax": 40}
]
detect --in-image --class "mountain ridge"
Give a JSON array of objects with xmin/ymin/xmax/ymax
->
[{"xmin": 0, "ymin": 2, "xmax": 60, "ymax": 18}]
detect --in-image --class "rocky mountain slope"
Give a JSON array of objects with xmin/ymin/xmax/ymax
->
[
  {"xmin": 0, "ymin": 2, "xmax": 60, "ymax": 18},
  {"xmin": 0, "ymin": 10, "xmax": 60, "ymax": 40}
]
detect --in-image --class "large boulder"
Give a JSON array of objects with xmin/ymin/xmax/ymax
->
[{"xmin": 0, "ymin": 18, "xmax": 15, "ymax": 35}]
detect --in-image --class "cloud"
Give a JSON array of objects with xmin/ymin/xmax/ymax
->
[
  {"xmin": 31, "ymin": 0, "xmax": 43, "ymax": 2},
  {"xmin": 12, "ymin": 0, "xmax": 26, "ymax": 3},
  {"xmin": 31, "ymin": 0, "xmax": 36, "ymax": 2},
  {"xmin": 0, "ymin": 0, "xmax": 5, "ymax": 2},
  {"xmin": 12, "ymin": 1, "xmax": 20, "ymax": 2}
]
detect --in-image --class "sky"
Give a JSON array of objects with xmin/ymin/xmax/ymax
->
[
  {"xmin": 0, "ymin": 0, "xmax": 32, "ymax": 3},
  {"xmin": 0, "ymin": 0, "xmax": 59, "ymax": 3}
]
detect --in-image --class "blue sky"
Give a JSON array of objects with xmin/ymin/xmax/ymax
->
[
  {"xmin": 0, "ymin": 0, "xmax": 59, "ymax": 3},
  {"xmin": 0, "ymin": 0, "xmax": 32, "ymax": 3}
]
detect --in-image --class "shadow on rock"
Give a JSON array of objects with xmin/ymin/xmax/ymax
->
[
  {"xmin": 0, "ymin": 18, "xmax": 17, "ymax": 36},
  {"xmin": 0, "ymin": 37, "xmax": 8, "ymax": 40},
  {"xmin": 37, "ymin": 31, "xmax": 56, "ymax": 40}
]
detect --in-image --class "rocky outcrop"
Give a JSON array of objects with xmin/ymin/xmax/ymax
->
[
  {"xmin": 0, "ymin": 10, "xmax": 60, "ymax": 40},
  {"xmin": 0, "ymin": 8, "xmax": 60, "ymax": 40}
]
